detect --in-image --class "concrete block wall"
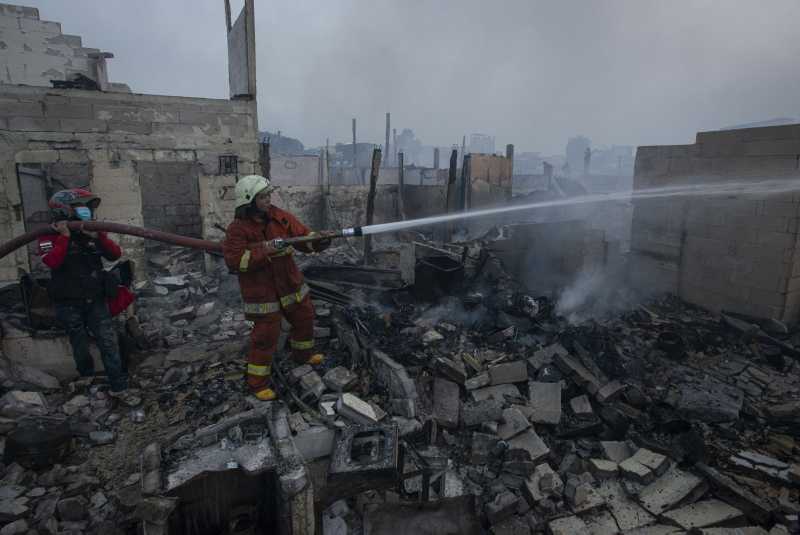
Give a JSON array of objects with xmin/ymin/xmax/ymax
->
[
  {"xmin": 0, "ymin": 2, "xmax": 107, "ymax": 87},
  {"xmin": 0, "ymin": 85, "xmax": 258, "ymax": 280},
  {"xmin": 630, "ymin": 124, "xmax": 800, "ymax": 322}
]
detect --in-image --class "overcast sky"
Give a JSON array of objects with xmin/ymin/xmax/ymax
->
[{"xmin": 24, "ymin": 0, "xmax": 800, "ymax": 154}]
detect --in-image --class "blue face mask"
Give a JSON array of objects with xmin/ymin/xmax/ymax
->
[{"xmin": 74, "ymin": 207, "xmax": 92, "ymax": 221}]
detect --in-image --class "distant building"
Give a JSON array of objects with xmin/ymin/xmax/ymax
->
[
  {"xmin": 566, "ymin": 136, "xmax": 591, "ymax": 177},
  {"xmin": 469, "ymin": 133, "xmax": 495, "ymax": 155},
  {"xmin": 259, "ymin": 131, "xmax": 304, "ymax": 156}
]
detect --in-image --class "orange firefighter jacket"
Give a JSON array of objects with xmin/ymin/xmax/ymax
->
[{"xmin": 223, "ymin": 206, "xmax": 316, "ymax": 318}]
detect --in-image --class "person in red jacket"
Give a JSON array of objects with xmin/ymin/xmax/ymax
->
[
  {"xmin": 223, "ymin": 175, "xmax": 330, "ymax": 401},
  {"xmin": 38, "ymin": 189, "xmax": 140, "ymax": 407}
]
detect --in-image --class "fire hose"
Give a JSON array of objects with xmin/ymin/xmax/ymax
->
[{"xmin": 0, "ymin": 221, "xmax": 364, "ymax": 261}]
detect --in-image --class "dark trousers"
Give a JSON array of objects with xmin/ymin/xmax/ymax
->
[{"xmin": 54, "ymin": 299, "xmax": 128, "ymax": 392}]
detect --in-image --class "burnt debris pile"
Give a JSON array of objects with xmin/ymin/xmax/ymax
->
[{"xmin": 0, "ymin": 238, "xmax": 797, "ymax": 534}]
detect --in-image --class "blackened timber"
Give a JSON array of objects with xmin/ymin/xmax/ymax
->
[
  {"xmin": 363, "ymin": 147, "xmax": 382, "ymax": 264},
  {"xmin": 397, "ymin": 152, "xmax": 406, "ymax": 221},
  {"xmin": 445, "ymin": 149, "xmax": 457, "ymax": 241}
]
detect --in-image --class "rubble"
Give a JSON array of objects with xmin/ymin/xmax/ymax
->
[{"xmin": 0, "ymin": 235, "xmax": 796, "ymax": 534}]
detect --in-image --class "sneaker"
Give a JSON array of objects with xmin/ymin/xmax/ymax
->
[{"xmin": 109, "ymin": 389, "xmax": 141, "ymax": 407}]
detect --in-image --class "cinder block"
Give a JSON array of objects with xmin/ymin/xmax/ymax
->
[
  {"xmin": 107, "ymin": 121, "xmax": 152, "ymax": 135},
  {"xmin": 738, "ymin": 124, "xmax": 800, "ymax": 142},
  {"xmin": 8, "ymin": 117, "xmax": 59, "ymax": 131},
  {"xmin": 95, "ymin": 104, "xmax": 154, "ymax": 122},
  {"xmin": 14, "ymin": 149, "xmax": 59, "ymax": 163},
  {"xmin": 743, "ymin": 140, "xmax": 800, "ymax": 157},
  {"xmin": 43, "ymin": 103, "xmax": 91, "ymax": 119},
  {"xmin": 0, "ymin": 101, "xmax": 43, "ymax": 117},
  {"xmin": 18, "ymin": 18, "xmax": 61, "ymax": 33},
  {"xmin": 179, "ymin": 110, "xmax": 222, "ymax": 125},
  {"xmin": 59, "ymin": 118, "xmax": 106, "ymax": 133}
]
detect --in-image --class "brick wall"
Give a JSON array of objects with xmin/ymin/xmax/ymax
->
[
  {"xmin": 0, "ymin": 85, "xmax": 258, "ymax": 280},
  {"xmin": 630, "ymin": 124, "xmax": 800, "ymax": 322}
]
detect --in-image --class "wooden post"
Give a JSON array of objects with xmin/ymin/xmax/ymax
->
[
  {"xmin": 384, "ymin": 113, "xmax": 391, "ymax": 168},
  {"xmin": 363, "ymin": 148, "xmax": 382, "ymax": 264},
  {"xmin": 461, "ymin": 135, "xmax": 466, "ymax": 161},
  {"xmin": 352, "ymin": 118, "xmax": 357, "ymax": 170},
  {"xmin": 397, "ymin": 152, "xmax": 406, "ymax": 220},
  {"xmin": 461, "ymin": 154, "xmax": 471, "ymax": 211},
  {"xmin": 259, "ymin": 138, "xmax": 270, "ymax": 178},
  {"xmin": 445, "ymin": 149, "xmax": 457, "ymax": 241},
  {"xmin": 224, "ymin": 0, "xmax": 232, "ymax": 31},
  {"xmin": 325, "ymin": 138, "xmax": 331, "ymax": 193},
  {"xmin": 433, "ymin": 147, "xmax": 440, "ymax": 170},
  {"xmin": 392, "ymin": 128, "xmax": 397, "ymax": 166},
  {"xmin": 505, "ymin": 143, "xmax": 514, "ymax": 201}
]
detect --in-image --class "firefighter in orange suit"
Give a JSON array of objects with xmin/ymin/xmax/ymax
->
[{"xmin": 223, "ymin": 175, "xmax": 330, "ymax": 401}]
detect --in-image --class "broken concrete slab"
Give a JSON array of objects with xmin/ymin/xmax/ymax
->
[
  {"xmin": 584, "ymin": 510, "xmax": 620, "ymax": 535},
  {"xmin": 323, "ymin": 366, "xmax": 358, "ymax": 392},
  {"xmin": 629, "ymin": 448, "xmax": 669, "ymax": 476},
  {"xmin": 490, "ymin": 515, "xmax": 531, "ymax": 535},
  {"xmin": 638, "ymin": 465, "xmax": 705, "ymax": 516},
  {"xmin": 507, "ymin": 429, "xmax": 550, "ymax": 463},
  {"xmin": 362, "ymin": 495, "xmax": 481, "ymax": 535},
  {"xmin": 422, "ymin": 330, "xmax": 444, "ymax": 344},
  {"xmin": 589, "ymin": 458, "xmax": 619, "ymax": 479},
  {"xmin": 553, "ymin": 352, "xmax": 602, "ymax": 394},
  {"xmin": 548, "ymin": 515, "xmax": 588, "ymax": 535},
  {"xmin": 465, "ymin": 372, "xmax": 490, "ymax": 390},
  {"xmin": 336, "ymin": 393, "xmax": 379, "ymax": 425},
  {"xmin": 471, "ymin": 383, "xmax": 521, "ymax": 402},
  {"xmin": 299, "ymin": 371, "xmax": 325, "ymax": 401},
  {"xmin": 435, "ymin": 357, "xmax": 467, "ymax": 384},
  {"xmin": 675, "ymin": 379, "xmax": 743, "ymax": 423},
  {"xmin": 596, "ymin": 380, "xmax": 627, "ymax": 404},
  {"xmin": 619, "ymin": 457, "xmax": 654, "ymax": 484},
  {"xmin": 371, "ymin": 350, "xmax": 418, "ymax": 400},
  {"xmin": 662, "ymin": 499, "xmax": 744, "ymax": 530},
  {"xmin": 461, "ymin": 399, "xmax": 504, "ymax": 427},
  {"xmin": 293, "ymin": 426, "xmax": 335, "ymax": 461},
  {"xmin": 489, "ymin": 361, "xmax": 528, "ymax": 385},
  {"xmin": 622, "ymin": 525, "xmax": 683, "ymax": 535},
  {"xmin": 10, "ymin": 365, "xmax": 60, "ymax": 390},
  {"xmin": 471, "ymin": 432, "xmax": 500, "ymax": 464},
  {"xmin": 0, "ymin": 391, "xmax": 47, "ymax": 418},
  {"xmin": 523, "ymin": 463, "xmax": 563, "ymax": 503},
  {"xmin": 485, "ymin": 490, "xmax": 519, "ymax": 525},
  {"xmin": 565, "ymin": 476, "xmax": 605, "ymax": 513},
  {"xmin": 497, "ymin": 407, "xmax": 531, "ymax": 440},
  {"xmin": 288, "ymin": 364, "xmax": 313, "ymax": 385},
  {"xmin": 601, "ymin": 441, "xmax": 634, "ymax": 463},
  {"xmin": 527, "ymin": 343, "xmax": 568, "ymax": 373},
  {"xmin": 433, "ymin": 378, "xmax": 460, "ymax": 429},
  {"xmin": 597, "ymin": 479, "xmax": 655, "ymax": 532},
  {"xmin": 694, "ymin": 463, "xmax": 773, "ymax": 526},
  {"xmin": 528, "ymin": 381, "xmax": 562, "ymax": 424},
  {"xmin": 569, "ymin": 395, "xmax": 594, "ymax": 419}
]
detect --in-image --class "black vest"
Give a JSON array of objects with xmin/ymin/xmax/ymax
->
[{"xmin": 48, "ymin": 235, "xmax": 106, "ymax": 303}]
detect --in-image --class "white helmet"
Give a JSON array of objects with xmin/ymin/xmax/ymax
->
[{"xmin": 235, "ymin": 175, "xmax": 276, "ymax": 209}]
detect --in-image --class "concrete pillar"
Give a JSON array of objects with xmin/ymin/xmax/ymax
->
[{"xmin": 433, "ymin": 148, "xmax": 440, "ymax": 170}]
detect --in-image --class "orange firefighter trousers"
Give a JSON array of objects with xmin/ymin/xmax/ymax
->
[{"xmin": 246, "ymin": 295, "xmax": 315, "ymax": 393}]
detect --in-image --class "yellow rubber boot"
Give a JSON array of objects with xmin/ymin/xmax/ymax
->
[
  {"xmin": 254, "ymin": 387, "xmax": 277, "ymax": 401},
  {"xmin": 306, "ymin": 353, "xmax": 324, "ymax": 366}
]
